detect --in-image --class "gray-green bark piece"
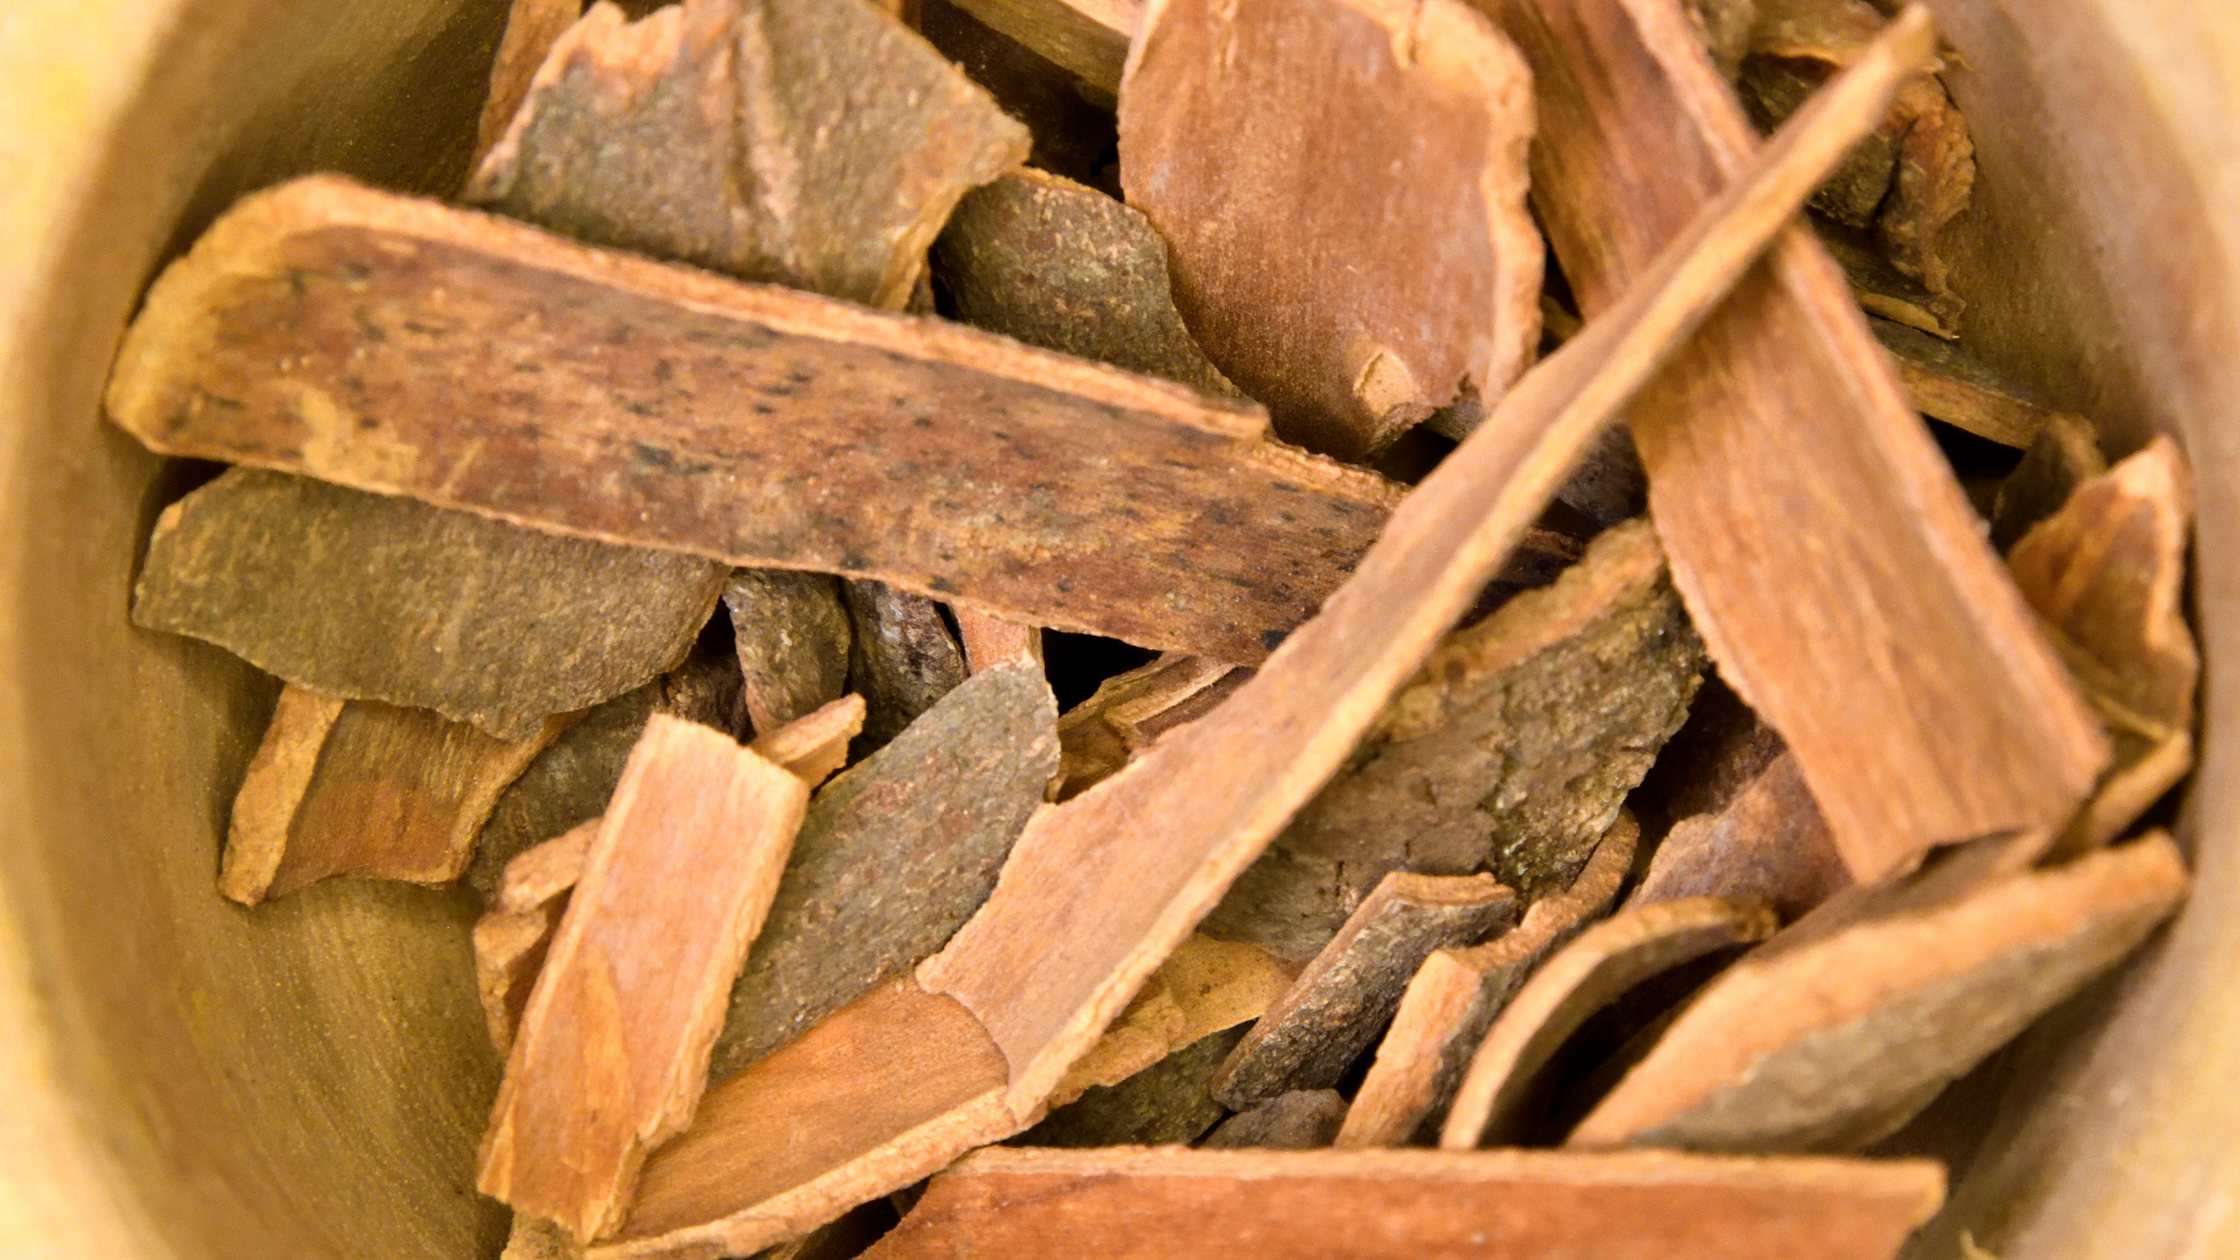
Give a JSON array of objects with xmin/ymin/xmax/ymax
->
[
  {"xmin": 933, "ymin": 169, "xmax": 1237, "ymax": 397},
  {"xmin": 132, "ymin": 467, "xmax": 725, "ymax": 742},
  {"xmin": 466, "ymin": 0, "xmax": 1029, "ymax": 310},
  {"xmin": 707, "ymin": 662, "xmax": 1057, "ymax": 1080},
  {"xmin": 1211, "ymin": 872, "xmax": 1515, "ymax": 1109},
  {"xmin": 844, "ymin": 578, "xmax": 969, "ymax": 754},
  {"xmin": 1017, "ymin": 1026, "xmax": 1247, "ymax": 1149},
  {"xmin": 1201, "ymin": 520, "xmax": 1704, "ymax": 961},
  {"xmin": 725, "ymin": 569, "xmax": 853, "ymax": 736},
  {"xmin": 1200, "ymin": 1089, "xmax": 1348, "ymax": 1150}
]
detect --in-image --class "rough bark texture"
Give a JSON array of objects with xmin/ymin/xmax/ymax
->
[
  {"xmin": 107, "ymin": 176, "xmax": 1401, "ymax": 667},
  {"xmin": 1572, "ymin": 834, "xmax": 2190, "ymax": 1154},
  {"xmin": 480, "ymin": 717, "xmax": 811, "ymax": 1242},
  {"xmin": 725, "ymin": 569, "xmax": 853, "ymax": 737},
  {"xmin": 467, "ymin": 0, "xmax": 1030, "ymax": 311},
  {"xmin": 1211, "ymin": 872, "xmax": 1516, "ymax": 1109},
  {"xmin": 1201, "ymin": 520, "xmax": 1702, "ymax": 961},
  {"xmin": 1119, "ymin": 0, "xmax": 1543, "ymax": 460},
  {"xmin": 933, "ymin": 169, "xmax": 1235, "ymax": 397},
  {"xmin": 1631, "ymin": 751, "xmax": 1852, "ymax": 921},
  {"xmin": 844, "ymin": 580, "xmax": 970, "ymax": 754},
  {"xmin": 706, "ymin": 663, "xmax": 1058, "ymax": 1081},
  {"xmin": 1990, "ymin": 410, "xmax": 2107, "ymax": 551},
  {"xmin": 1017, "ymin": 1026, "xmax": 1245, "ymax": 1148},
  {"xmin": 1200, "ymin": 1089, "xmax": 1348, "ymax": 1150},
  {"xmin": 133, "ymin": 467, "xmax": 725, "ymax": 742},
  {"xmin": 221, "ymin": 687, "xmax": 568, "ymax": 905}
]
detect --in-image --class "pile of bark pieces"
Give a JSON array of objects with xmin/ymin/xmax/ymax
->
[{"xmin": 105, "ymin": 0, "xmax": 2197, "ymax": 1257}]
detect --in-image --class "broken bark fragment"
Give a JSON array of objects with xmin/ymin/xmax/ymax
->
[
  {"xmin": 1989, "ymin": 411, "xmax": 2107, "ymax": 551},
  {"xmin": 749, "ymin": 695, "xmax": 867, "ymax": 790},
  {"xmin": 917, "ymin": 0, "xmax": 1122, "ymax": 187},
  {"xmin": 725, "ymin": 570, "xmax": 853, "ymax": 737},
  {"xmin": 220, "ymin": 687, "xmax": 570, "ymax": 906},
  {"xmin": 1867, "ymin": 317, "xmax": 2056, "ymax": 450},
  {"xmin": 1202, "ymin": 520, "xmax": 1702, "ymax": 962},
  {"xmin": 1211, "ymin": 873, "xmax": 1516, "ymax": 1109},
  {"xmin": 1338, "ymin": 814, "xmax": 1638, "ymax": 1149},
  {"xmin": 843, "ymin": 581, "xmax": 969, "ymax": 754},
  {"xmin": 1052, "ymin": 654, "xmax": 1249, "ymax": 801},
  {"xmin": 1573, "ymin": 833, "xmax": 2188, "ymax": 1154},
  {"xmin": 1439, "ymin": 896, "xmax": 1778, "ymax": 1150},
  {"xmin": 1019, "ymin": 1026, "xmax": 1245, "ymax": 1148},
  {"xmin": 479, "ymin": 716, "xmax": 811, "ymax": 1242},
  {"xmin": 132, "ymin": 467, "xmax": 725, "ymax": 743},
  {"xmin": 580, "ymin": 39, "xmax": 1945, "ymax": 1251},
  {"xmin": 1120, "ymin": 0, "xmax": 1543, "ymax": 460},
  {"xmin": 862, "ymin": 1146, "xmax": 1946, "ymax": 1260},
  {"xmin": 708, "ymin": 664, "xmax": 1057, "ymax": 1081},
  {"xmin": 951, "ymin": 607, "xmax": 1042, "ymax": 674},
  {"xmin": 1630, "ymin": 752, "xmax": 1852, "ymax": 921},
  {"xmin": 468, "ymin": 0, "xmax": 1029, "ymax": 311},
  {"xmin": 476, "ymin": 0, "xmax": 583, "ymax": 171},
  {"xmin": 1051, "ymin": 934, "xmax": 1299, "ymax": 1107},
  {"xmin": 107, "ymin": 176, "xmax": 1403, "ymax": 666},
  {"xmin": 945, "ymin": 0, "xmax": 1135, "ymax": 96},
  {"xmin": 932, "ymin": 169, "xmax": 1235, "ymax": 396},
  {"xmin": 1483, "ymin": 0, "xmax": 2107, "ymax": 881},
  {"xmin": 1200, "ymin": 1089, "xmax": 1348, "ymax": 1150}
]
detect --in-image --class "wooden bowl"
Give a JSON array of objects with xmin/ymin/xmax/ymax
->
[{"xmin": 0, "ymin": 2, "xmax": 2230, "ymax": 1256}]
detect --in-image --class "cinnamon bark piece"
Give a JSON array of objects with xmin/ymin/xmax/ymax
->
[
  {"xmin": 1020, "ymin": 1025, "xmax": 1246, "ymax": 1148},
  {"xmin": 1201, "ymin": 520, "xmax": 1702, "ymax": 962},
  {"xmin": 951, "ymin": 607, "xmax": 1042, "ymax": 674},
  {"xmin": 862, "ymin": 1146, "xmax": 1945, "ymax": 1260},
  {"xmin": 467, "ymin": 0, "xmax": 1029, "ymax": 311},
  {"xmin": 1051, "ymin": 935, "xmax": 1300, "ymax": 1106},
  {"xmin": 843, "ymin": 581, "xmax": 969, "ymax": 753},
  {"xmin": 932, "ymin": 169, "xmax": 1235, "ymax": 397},
  {"xmin": 1338, "ymin": 813, "xmax": 1638, "ymax": 1148},
  {"xmin": 918, "ymin": 0, "xmax": 1122, "ymax": 187},
  {"xmin": 725, "ymin": 570, "xmax": 853, "ymax": 737},
  {"xmin": 1119, "ymin": 0, "xmax": 1543, "ymax": 460},
  {"xmin": 1630, "ymin": 751, "xmax": 1852, "ymax": 920},
  {"xmin": 479, "ymin": 716, "xmax": 812, "ymax": 1242},
  {"xmin": 586, "ymin": 36, "xmax": 1946, "ymax": 1254},
  {"xmin": 1570, "ymin": 833, "xmax": 2190, "ymax": 1153},
  {"xmin": 1439, "ymin": 896, "xmax": 1778, "ymax": 1149},
  {"xmin": 502, "ymin": 1213, "xmax": 581, "ymax": 1260},
  {"xmin": 1989, "ymin": 411, "xmax": 2106, "ymax": 551},
  {"xmin": 1479, "ymin": 0, "xmax": 2107, "ymax": 881},
  {"xmin": 220, "ymin": 688, "xmax": 571, "ymax": 906},
  {"xmin": 708, "ymin": 664, "xmax": 1057, "ymax": 1080},
  {"xmin": 1211, "ymin": 873, "xmax": 1516, "ymax": 1109},
  {"xmin": 475, "ymin": 0, "xmax": 583, "ymax": 171},
  {"xmin": 947, "ymin": 0, "xmax": 1135, "ymax": 96},
  {"xmin": 105, "ymin": 176, "xmax": 1402, "ymax": 666},
  {"xmin": 1052, "ymin": 654, "xmax": 1250, "ymax": 801},
  {"xmin": 132, "ymin": 468, "xmax": 725, "ymax": 743},
  {"xmin": 1201, "ymin": 1089, "xmax": 1348, "ymax": 1150},
  {"xmin": 1870, "ymin": 317, "xmax": 2054, "ymax": 450},
  {"xmin": 473, "ymin": 698, "xmax": 868, "ymax": 1052}
]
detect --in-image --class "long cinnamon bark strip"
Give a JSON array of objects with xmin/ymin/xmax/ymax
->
[
  {"xmin": 104, "ymin": 176, "xmax": 1400, "ymax": 666},
  {"xmin": 1571, "ymin": 833, "xmax": 2189, "ymax": 1153},
  {"xmin": 861, "ymin": 1146, "xmax": 1945, "ymax": 1260},
  {"xmin": 479, "ymin": 716, "xmax": 811, "ymax": 1242},
  {"xmin": 1211, "ymin": 873, "xmax": 1516, "ymax": 1109},
  {"xmin": 1338, "ymin": 813, "xmax": 1637, "ymax": 1148},
  {"xmin": 595, "ymin": 34, "xmax": 1943, "ymax": 1256},
  {"xmin": 1476, "ymin": 0, "xmax": 2106, "ymax": 881},
  {"xmin": 133, "ymin": 468, "xmax": 726, "ymax": 742},
  {"xmin": 1120, "ymin": 0, "xmax": 1543, "ymax": 460},
  {"xmin": 1439, "ymin": 896, "xmax": 1777, "ymax": 1149},
  {"xmin": 221, "ymin": 687, "xmax": 571, "ymax": 905}
]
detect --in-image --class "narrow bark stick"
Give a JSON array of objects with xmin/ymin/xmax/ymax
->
[
  {"xmin": 133, "ymin": 467, "xmax": 725, "ymax": 742},
  {"xmin": 1211, "ymin": 872, "xmax": 1517, "ymax": 1109},
  {"xmin": 1202, "ymin": 1090, "xmax": 1349, "ymax": 1150},
  {"xmin": 860, "ymin": 1146, "xmax": 1946, "ymax": 1260},
  {"xmin": 1570, "ymin": 833, "xmax": 2189, "ymax": 1153},
  {"xmin": 945, "ymin": 0, "xmax": 1137, "ymax": 95},
  {"xmin": 105, "ymin": 176, "xmax": 1402, "ymax": 666},
  {"xmin": 479, "ymin": 716, "xmax": 811, "ymax": 1242},
  {"xmin": 1439, "ymin": 896, "xmax": 1778, "ymax": 1149},
  {"xmin": 1338, "ymin": 813, "xmax": 1638, "ymax": 1148},
  {"xmin": 583, "ymin": 38, "xmax": 1943, "ymax": 1253},
  {"xmin": 1120, "ymin": 0, "xmax": 1543, "ymax": 459},
  {"xmin": 1477, "ymin": 0, "xmax": 2107, "ymax": 881},
  {"xmin": 1870, "ymin": 317, "xmax": 2051, "ymax": 449}
]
